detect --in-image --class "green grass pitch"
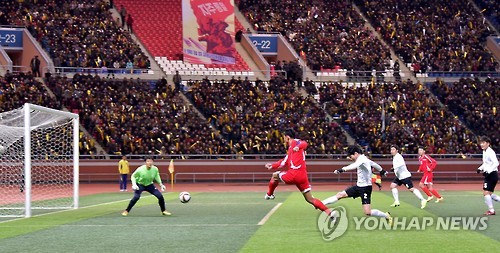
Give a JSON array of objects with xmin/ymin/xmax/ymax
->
[{"xmin": 1, "ymin": 190, "xmax": 499, "ymax": 253}]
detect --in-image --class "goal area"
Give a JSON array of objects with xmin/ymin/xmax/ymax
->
[{"xmin": 0, "ymin": 103, "xmax": 79, "ymax": 217}]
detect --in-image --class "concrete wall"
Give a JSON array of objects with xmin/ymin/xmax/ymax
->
[
  {"xmin": 78, "ymin": 159, "xmax": 484, "ymax": 183},
  {"xmin": 276, "ymin": 34, "xmax": 300, "ymax": 63},
  {"xmin": 240, "ymin": 34, "xmax": 269, "ymax": 78},
  {"xmin": 20, "ymin": 30, "xmax": 49, "ymax": 74},
  {"xmin": 0, "ymin": 47, "xmax": 12, "ymax": 74}
]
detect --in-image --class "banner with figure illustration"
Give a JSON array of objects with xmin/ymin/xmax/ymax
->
[{"xmin": 182, "ymin": 0, "xmax": 236, "ymax": 65}]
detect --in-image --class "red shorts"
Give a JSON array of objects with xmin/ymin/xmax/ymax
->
[
  {"xmin": 420, "ymin": 173, "xmax": 434, "ymax": 184},
  {"xmin": 278, "ymin": 170, "xmax": 311, "ymax": 193}
]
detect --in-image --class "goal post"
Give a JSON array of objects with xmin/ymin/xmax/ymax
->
[{"xmin": 0, "ymin": 103, "xmax": 79, "ymax": 217}]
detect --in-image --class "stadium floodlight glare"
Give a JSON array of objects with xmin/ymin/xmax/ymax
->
[{"xmin": 0, "ymin": 103, "xmax": 79, "ymax": 217}]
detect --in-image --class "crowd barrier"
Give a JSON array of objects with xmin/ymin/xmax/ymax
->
[{"xmin": 79, "ymin": 159, "xmax": 485, "ymax": 184}]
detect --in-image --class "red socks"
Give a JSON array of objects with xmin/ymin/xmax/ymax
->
[
  {"xmin": 313, "ymin": 199, "xmax": 331, "ymax": 215},
  {"xmin": 422, "ymin": 187, "xmax": 442, "ymax": 198},
  {"xmin": 421, "ymin": 187, "xmax": 432, "ymax": 197},
  {"xmin": 267, "ymin": 178, "xmax": 279, "ymax": 196},
  {"xmin": 430, "ymin": 189, "xmax": 442, "ymax": 198}
]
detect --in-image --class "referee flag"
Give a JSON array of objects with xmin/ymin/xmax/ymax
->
[{"xmin": 168, "ymin": 159, "xmax": 175, "ymax": 190}]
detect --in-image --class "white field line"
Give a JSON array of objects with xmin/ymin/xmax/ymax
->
[
  {"xmin": 258, "ymin": 202, "xmax": 282, "ymax": 226},
  {"xmin": 0, "ymin": 196, "xmax": 273, "ymax": 224},
  {"xmin": 0, "ymin": 223, "xmax": 257, "ymax": 228},
  {"xmin": 0, "ymin": 196, "xmax": 144, "ymax": 224}
]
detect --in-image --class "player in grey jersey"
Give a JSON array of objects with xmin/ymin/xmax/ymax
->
[{"xmin": 323, "ymin": 145, "xmax": 392, "ymax": 224}]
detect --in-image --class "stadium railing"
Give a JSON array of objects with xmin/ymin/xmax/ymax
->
[
  {"xmin": 312, "ymin": 70, "xmax": 499, "ymax": 83},
  {"xmin": 77, "ymin": 171, "xmax": 482, "ymax": 184},
  {"xmin": 82, "ymin": 154, "xmax": 489, "ymax": 160},
  {"xmin": 77, "ymin": 155, "xmax": 490, "ymax": 184},
  {"xmin": 171, "ymin": 171, "xmax": 483, "ymax": 184}
]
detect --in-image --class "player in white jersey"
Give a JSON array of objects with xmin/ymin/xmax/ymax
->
[
  {"xmin": 323, "ymin": 145, "xmax": 392, "ymax": 224},
  {"xmin": 477, "ymin": 136, "xmax": 500, "ymax": 215},
  {"xmin": 389, "ymin": 145, "xmax": 427, "ymax": 209}
]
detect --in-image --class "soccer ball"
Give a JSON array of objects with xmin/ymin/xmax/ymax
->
[{"xmin": 179, "ymin": 191, "xmax": 191, "ymax": 203}]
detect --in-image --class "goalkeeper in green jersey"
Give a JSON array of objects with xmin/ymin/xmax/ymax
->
[{"xmin": 122, "ymin": 158, "xmax": 171, "ymax": 216}]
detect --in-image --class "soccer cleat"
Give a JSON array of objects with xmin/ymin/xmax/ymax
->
[
  {"xmin": 264, "ymin": 194, "xmax": 275, "ymax": 200},
  {"xmin": 435, "ymin": 197, "xmax": 444, "ymax": 203},
  {"xmin": 121, "ymin": 210, "xmax": 129, "ymax": 216},
  {"xmin": 421, "ymin": 199, "xmax": 427, "ymax": 209},
  {"xmin": 484, "ymin": 210, "xmax": 496, "ymax": 216},
  {"xmin": 426, "ymin": 196, "xmax": 434, "ymax": 202},
  {"xmin": 329, "ymin": 210, "xmax": 338, "ymax": 223},
  {"xmin": 390, "ymin": 202, "xmax": 400, "ymax": 207},
  {"xmin": 162, "ymin": 210, "xmax": 172, "ymax": 216},
  {"xmin": 386, "ymin": 212, "xmax": 393, "ymax": 226}
]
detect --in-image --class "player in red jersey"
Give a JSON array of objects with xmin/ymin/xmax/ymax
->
[
  {"xmin": 417, "ymin": 147, "xmax": 443, "ymax": 203},
  {"xmin": 265, "ymin": 129, "xmax": 333, "ymax": 218}
]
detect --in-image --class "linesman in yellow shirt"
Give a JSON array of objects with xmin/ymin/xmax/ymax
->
[{"xmin": 119, "ymin": 155, "xmax": 130, "ymax": 191}]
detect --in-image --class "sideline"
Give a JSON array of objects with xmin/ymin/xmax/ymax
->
[
  {"xmin": 258, "ymin": 203, "xmax": 282, "ymax": 225},
  {"xmin": 0, "ymin": 196, "xmax": 152, "ymax": 224}
]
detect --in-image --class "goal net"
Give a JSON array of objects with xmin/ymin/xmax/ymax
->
[{"xmin": 0, "ymin": 103, "xmax": 79, "ymax": 217}]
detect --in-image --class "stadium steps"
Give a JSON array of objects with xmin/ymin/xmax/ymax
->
[
  {"xmin": 297, "ymin": 86, "xmax": 356, "ymax": 145},
  {"xmin": 113, "ymin": 0, "xmax": 250, "ymax": 72},
  {"xmin": 38, "ymin": 78, "xmax": 108, "ymax": 156}
]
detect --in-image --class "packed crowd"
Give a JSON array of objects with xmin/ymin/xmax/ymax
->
[
  {"xmin": 473, "ymin": 0, "xmax": 500, "ymax": 31},
  {"xmin": 430, "ymin": 77, "xmax": 499, "ymax": 150},
  {"xmin": 47, "ymin": 74, "xmax": 232, "ymax": 156},
  {"xmin": 0, "ymin": 71, "xmax": 60, "ymax": 111},
  {"xmin": 316, "ymin": 79, "xmax": 479, "ymax": 155},
  {"xmin": 1, "ymin": 0, "xmax": 497, "ymax": 158},
  {"xmin": 0, "ymin": 0, "xmax": 150, "ymax": 70},
  {"xmin": 0, "ymin": 71, "xmax": 491, "ymax": 157},
  {"xmin": 355, "ymin": 0, "xmax": 498, "ymax": 72},
  {"xmin": 0, "ymin": 72, "xmax": 97, "ymax": 156},
  {"xmin": 185, "ymin": 75, "xmax": 348, "ymax": 155},
  {"xmin": 239, "ymin": 0, "xmax": 391, "ymax": 72}
]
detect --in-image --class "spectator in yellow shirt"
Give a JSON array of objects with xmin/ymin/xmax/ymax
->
[
  {"xmin": 118, "ymin": 155, "xmax": 130, "ymax": 191},
  {"xmin": 372, "ymin": 174, "xmax": 382, "ymax": 191}
]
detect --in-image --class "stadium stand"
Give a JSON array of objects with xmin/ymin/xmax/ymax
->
[
  {"xmin": 185, "ymin": 75, "xmax": 348, "ymax": 155},
  {"xmin": 239, "ymin": 0, "xmax": 392, "ymax": 73},
  {"xmin": 473, "ymin": 0, "xmax": 500, "ymax": 31},
  {"xmin": 316, "ymin": 79, "xmax": 478, "ymax": 155},
  {"xmin": 48, "ymin": 73, "xmax": 233, "ymax": 156},
  {"xmin": 355, "ymin": 0, "xmax": 498, "ymax": 72},
  {"xmin": 0, "ymin": 0, "xmax": 150, "ymax": 70},
  {"xmin": 114, "ymin": 0, "xmax": 250, "ymax": 72},
  {"xmin": 0, "ymin": 72, "xmax": 97, "ymax": 155},
  {"xmin": 1, "ymin": 0, "xmax": 498, "ymax": 158},
  {"xmin": 155, "ymin": 57, "xmax": 255, "ymax": 77},
  {"xmin": 429, "ymin": 77, "xmax": 499, "ymax": 150}
]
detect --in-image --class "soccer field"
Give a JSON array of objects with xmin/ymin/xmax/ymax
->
[{"xmin": 1, "ymin": 190, "xmax": 499, "ymax": 253}]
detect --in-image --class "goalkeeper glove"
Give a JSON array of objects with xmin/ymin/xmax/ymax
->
[
  {"xmin": 380, "ymin": 170, "xmax": 388, "ymax": 177},
  {"xmin": 334, "ymin": 168, "xmax": 345, "ymax": 174},
  {"xmin": 132, "ymin": 184, "xmax": 139, "ymax": 190},
  {"xmin": 160, "ymin": 184, "xmax": 166, "ymax": 192}
]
